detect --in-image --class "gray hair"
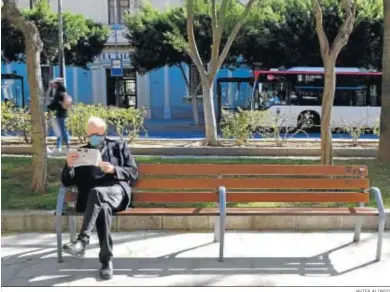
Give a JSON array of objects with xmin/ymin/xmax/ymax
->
[{"xmin": 87, "ymin": 116, "xmax": 107, "ymax": 131}]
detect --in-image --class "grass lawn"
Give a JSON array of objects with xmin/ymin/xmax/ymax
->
[{"xmin": 2, "ymin": 156, "xmax": 390, "ymax": 210}]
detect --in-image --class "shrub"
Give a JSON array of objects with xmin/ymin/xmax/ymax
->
[
  {"xmin": 1, "ymin": 102, "xmax": 32, "ymax": 143},
  {"xmin": 126, "ymin": 107, "xmax": 147, "ymax": 141},
  {"xmin": 1, "ymin": 101, "xmax": 14, "ymax": 133},
  {"xmin": 337, "ymin": 118, "xmax": 367, "ymax": 146},
  {"xmin": 67, "ymin": 103, "xmax": 146, "ymax": 143},
  {"xmin": 373, "ymin": 119, "xmax": 380, "ymax": 137},
  {"xmin": 106, "ymin": 106, "xmax": 146, "ymax": 140},
  {"xmin": 220, "ymin": 109, "xmax": 308, "ymax": 146},
  {"xmin": 254, "ymin": 111, "xmax": 309, "ymax": 147},
  {"xmin": 220, "ymin": 109, "xmax": 266, "ymax": 145},
  {"xmin": 66, "ymin": 103, "xmax": 108, "ymax": 143}
]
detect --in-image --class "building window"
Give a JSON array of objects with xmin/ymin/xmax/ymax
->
[{"xmin": 108, "ymin": 0, "xmax": 130, "ymax": 25}]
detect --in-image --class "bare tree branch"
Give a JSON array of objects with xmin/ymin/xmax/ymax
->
[
  {"xmin": 331, "ymin": 0, "xmax": 357, "ymax": 57},
  {"xmin": 194, "ymin": 82, "xmax": 202, "ymax": 94},
  {"xmin": 210, "ymin": 0, "xmax": 229, "ymax": 73},
  {"xmin": 209, "ymin": 0, "xmax": 257, "ymax": 82},
  {"xmin": 311, "ymin": 0, "xmax": 330, "ymax": 60},
  {"xmin": 178, "ymin": 63, "xmax": 190, "ymax": 89},
  {"xmin": 186, "ymin": 0, "xmax": 208, "ymax": 81},
  {"xmin": 210, "ymin": 0, "xmax": 219, "ymax": 71}
]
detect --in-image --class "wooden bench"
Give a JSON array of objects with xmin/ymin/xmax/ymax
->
[{"xmin": 55, "ymin": 164, "xmax": 385, "ymax": 263}]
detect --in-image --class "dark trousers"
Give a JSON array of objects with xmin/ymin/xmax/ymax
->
[{"xmin": 78, "ymin": 185, "xmax": 126, "ymax": 263}]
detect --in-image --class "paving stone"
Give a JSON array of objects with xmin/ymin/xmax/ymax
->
[{"xmin": 2, "ymin": 232, "xmax": 389, "ymax": 287}]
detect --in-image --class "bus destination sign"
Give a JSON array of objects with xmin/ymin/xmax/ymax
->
[{"xmin": 297, "ymin": 74, "xmax": 323, "ymax": 83}]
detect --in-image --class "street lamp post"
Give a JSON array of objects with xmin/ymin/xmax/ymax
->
[
  {"xmin": 58, "ymin": 0, "xmax": 66, "ymax": 86},
  {"xmin": 114, "ymin": 0, "xmax": 119, "ymax": 106}
]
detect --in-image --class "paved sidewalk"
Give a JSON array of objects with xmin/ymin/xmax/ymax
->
[{"xmin": 1, "ymin": 232, "xmax": 389, "ymax": 286}]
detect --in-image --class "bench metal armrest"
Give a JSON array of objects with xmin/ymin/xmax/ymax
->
[
  {"xmin": 366, "ymin": 187, "xmax": 386, "ymax": 220},
  {"xmin": 366, "ymin": 187, "xmax": 386, "ymax": 261},
  {"xmin": 218, "ymin": 186, "xmax": 227, "ymax": 262}
]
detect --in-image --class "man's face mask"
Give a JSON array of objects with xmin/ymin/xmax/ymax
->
[{"xmin": 88, "ymin": 134, "xmax": 105, "ymax": 147}]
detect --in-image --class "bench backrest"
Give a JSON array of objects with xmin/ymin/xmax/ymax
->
[{"xmin": 65, "ymin": 164, "xmax": 370, "ymax": 205}]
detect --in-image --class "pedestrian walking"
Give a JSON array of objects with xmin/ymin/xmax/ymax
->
[{"xmin": 47, "ymin": 77, "xmax": 72, "ymax": 152}]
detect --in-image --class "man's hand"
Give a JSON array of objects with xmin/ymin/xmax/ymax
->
[
  {"xmin": 98, "ymin": 162, "xmax": 115, "ymax": 174},
  {"xmin": 66, "ymin": 152, "xmax": 79, "ymax": 167}
]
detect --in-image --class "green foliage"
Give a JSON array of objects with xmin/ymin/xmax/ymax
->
[
  {"xmin": 220, "ymin": 109, "xmax": 309, "ymax": 146},
  {"xmin": 374, "ymin": 119, "xmax": 380, "ymax": 137},
  {"xmin": 1, "ymin": 101, "xmax": 15, "ymax": 132},
  {"xmin": 1, "ymin": 102, "xmax": 32, "ymax": 143},
  {"xmin": 236, "ymin": 0, "xmax": 383, "ymax": 69},
  {"xmin": 125, "ymin": 0, "xmax": 383, "ymax": 72},
  {"xmin": 64, "ymin": 19, "xmax": 110, "ymax": 68},
  {"xmin": 1, "ymin": 0, "xmax": 109, "ymax": 67},
  {"xmin": 124, "ymin": 0, "xmax": 247, "ymax": 74},
  {"xmin": 66, "ymin": 104, "xmax": 146, "ymax": 143},
  {"xmin": 66, "ymin": 104, "xmax": 108, "ymax": 143},
  {"xmin": 105, "ymin": 106, "xmax": 146, "ymax": 140},
  {"xmin": 220, "ymin": 109, "xmax": 266, "ymax": 145}
]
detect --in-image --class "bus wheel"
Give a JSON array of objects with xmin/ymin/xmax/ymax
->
[{"xmin": 297, "ymin": 111, "xmax": 320, "ymax": 132}]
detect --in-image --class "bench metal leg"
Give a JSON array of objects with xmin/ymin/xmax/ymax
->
[
  {"xmin": 214, "ymin": 202, "xmax": 220, "ymax": 242},
  {"xmin": 218, "ymin": 186, "xmax": 227, "ymax": 262},
  {"xmin": 353, "ymin": 202, "xmax": 365, "ymax": 242},
  {"xmin": 55, "ymin": 186, "xmax": 66, "ymax": 263},
  {"xmin": 368, "ymin": 187, "xmax": 386, "ymax": 262},
  {"xmin": 69, "ymin": 204, "xmax": 77, "ymax": 243}
]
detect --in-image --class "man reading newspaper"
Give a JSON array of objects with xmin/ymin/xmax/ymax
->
[{"xmin": 61, "ymin": 116, "xmax": 139, "ymax": 280}]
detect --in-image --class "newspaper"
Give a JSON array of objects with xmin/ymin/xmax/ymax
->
[{"xmin": 70, "ymin": 148, "xmax": 102, "ymax": 168}]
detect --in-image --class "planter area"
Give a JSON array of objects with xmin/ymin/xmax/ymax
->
[{"xmin": 2, "ymin": 210, "xmax": 390, "ymax": 232}]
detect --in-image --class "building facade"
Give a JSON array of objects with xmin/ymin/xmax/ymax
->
[{"xmin": 1, "ymin": 0, "xmax": 252, "ymax": 120}]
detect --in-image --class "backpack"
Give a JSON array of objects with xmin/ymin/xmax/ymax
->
[{"xmin": 61, "ymin": 93, "xmax": 73, "ymax": 110}]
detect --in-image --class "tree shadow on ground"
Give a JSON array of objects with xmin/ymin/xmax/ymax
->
[{"xmin": 1, "ymin": 234, "xmax": 381, "ymax": 287}]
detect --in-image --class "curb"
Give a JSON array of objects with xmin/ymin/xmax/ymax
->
[
  {"xmin": 2, "ymin": 210, "xmax": 390, "ymax": 232},
  {"xmin": 0, "ymin": 145, "xmax": 378, "ymax": 157}
]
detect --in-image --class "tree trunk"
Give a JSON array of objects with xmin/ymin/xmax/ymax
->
[
  {"xmin": 191, "ymin": 90, "xmax": 200, "ymax": 125},
  {"xmin": 178, "ymin": 63, "xmax": 200, "ymax": 125},
  {"xmin": 201, "ymin": 79, "xmax": 218, "ymax": 145},
  {"xmin": 378, "ymin": 0, "xmax": 390, "ymax": 162},
  {"xmin": 312, "ymin": 0, "xmax": 356, "ymax": 165},
  {"xmin": 320, "ymin": 60, "xmax": 336, "ymax": 165},
  {"xmin": 26, "ymin": 37, "xmax": 48, "ymax": 193},
  {"xmin": 3, "ymin": 0, "xmax": 48, "ymax": 194}
]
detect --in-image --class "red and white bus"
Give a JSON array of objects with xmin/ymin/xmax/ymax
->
[{"xmin": 217, "ymin": 67, "xmax": 382, "ymax": 128}]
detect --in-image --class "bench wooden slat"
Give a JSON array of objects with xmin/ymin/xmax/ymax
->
[
  {"xmin": 138, "ymin": 164, "xmax": 368, "ymax": 176},
  {"xmin": 135, "ymin": 178, "xmax": 369, "ymax": 190},
  {"xmin": 114, "ymin": 207, "xmax": 378, "ymax": 216},
  {"xmin": 134, "ymin": 192, "xmax": 370, "ymax": 203},
  {"xmin": 67, "ymin": 191, "xmax": 370, "ymax": 203}
]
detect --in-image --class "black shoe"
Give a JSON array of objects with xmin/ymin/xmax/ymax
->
[
  {"xmin": 63, "ymin": 239, "xmax": 86, "ymax": 258},
  {"xmin": 100, "ymin": 261, "xmax": 113, "ymax": 280}
]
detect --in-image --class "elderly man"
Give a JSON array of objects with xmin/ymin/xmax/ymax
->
[{"xmin": 61, "ymin": 116, "xmax": 139, "ymax": 280}]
